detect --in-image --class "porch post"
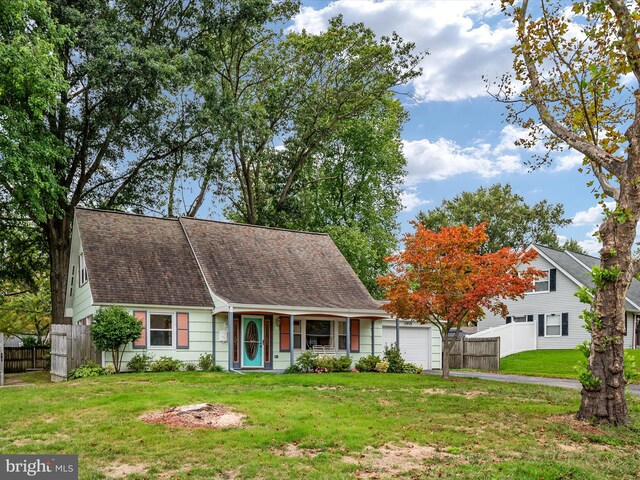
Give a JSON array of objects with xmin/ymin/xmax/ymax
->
[
  {"xmin": 371, "ymin": 319, "xmax": 375, "ymax": 356},
  {"xmin": 395, "ymin": 317, "xmax": 400, "ymax": 349},
  {"xmin": 290, "ymin": 315, "xmax": 295, "ymax": 366},
  {"xmin": 346, "ymin": 317, "xmax": 351, "ymax": 358},
  {"xmin": 227, "ymin": 306, "xmax": 234, "ymax": 371}
]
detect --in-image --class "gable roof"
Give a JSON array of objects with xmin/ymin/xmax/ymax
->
[
  {"xmin": 74, "ymin": 208, "xmax": 382, "ymax": 312},
  {"xmin": 75, "ymin": 209, "xmax": 212, "ymax": 307},
  {"xmin": 532, "ymin": 244, "xmax": 640, "ymax": 311}
]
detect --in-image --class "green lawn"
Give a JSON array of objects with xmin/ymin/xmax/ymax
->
[
  {"xmin": 1, "ymin": 373, "xmax": 640, "ymax": 479},
  {"xmin": 494, "ymin": 349, "xmax": 640, "ymax": 380}
]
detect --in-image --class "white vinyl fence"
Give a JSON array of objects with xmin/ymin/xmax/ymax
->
[{"xmin": 470, "ymin": 322, "xmax": 536, "ymax": 358}]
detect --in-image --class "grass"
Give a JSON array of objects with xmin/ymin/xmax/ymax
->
[
  {"xmin": 1, "ymin": 373, "xmax": 640, "ymax": 479},
  {"xmin": 489, "ymin": 349, "xmax": 640, "ymax": 380}
]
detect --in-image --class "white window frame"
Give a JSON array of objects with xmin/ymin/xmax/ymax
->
[
  {"xmin": 295, "ymin": 318, "xmax": 348, "ymax": 353},
  {"xmin": 526, "ymin": 269, "xmax": 549, "ymax": 294},
  {"xmin": 545, "ymin": 313, "xmax": 562, "ymax": 337},
  {"xmin": 512, "ymin": 315, "xmax": 527, "ymax": 323},
  {"xmin": 147, "ymin": 312, "xmax": 176, "ymax": 349},
  {"xmin": 79, "ymin": 252, "xmax": 88, "ymax": 286}
]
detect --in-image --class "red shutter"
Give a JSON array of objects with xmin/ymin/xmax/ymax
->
[
  {"xmin": 133, "ymin": 311, "xmax": 146, "ymax": 349},
  {"xmin": 350, "ymin": 319, "xmax": 360, "ymax": 353},
  {"xmin": 280, "ymin": 316, "xmax": 290, "ymax": 352},
  {"xmin": 177, "ymin": 313, "xmax": 189, "ymax": 349}
]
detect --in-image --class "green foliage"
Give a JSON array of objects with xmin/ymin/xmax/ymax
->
[
  {"xmin": 355, "ymin": 355, "xmax": 381, "ymax": 373},
  {"xmin": 104, "ymin": 364, "xmax": 116, "ymax": 375},
  {"xmin": 624, "ymin": 350, "xmax": 639, "ymax": 383},
  {"xmin": 197, "ymin": 354, "xmax": 214, "ymax": 372},
  {"xmin": 284, "ymin": 364, "xmax": 303, "ymax": 374},
  {"xmin": 331, "ymin": 356, "xmax": 353, "ymax": 373},
  {"xmin": 591, "ymin": 266, "xmax": 621, "ymax": 288},
  {"xmin": 418, "ymin": 183, "xmax": 570, "ymax": 253},
  {"xmin": 185, "ymin": 363, "xmax": 197, "ymax": 371},
  {"xmin": 575, "ymin": 286, "xmax": 594, "ymax": 304},
  {"xmin": 383, "ymin": 344, "xmax": 406, "ymax": 373},
  {"xmin": 127, "ymin": 352, "xmax": 154, "ymax": 373},
  {"xmin": 0, "ymin": 276, "xmax": 51, "ymax": 343},
  {"xmin": 562, "ymin": 238, "xmax": 587, "ymax": 255},
  {"xmin": 578, "ymin": 369, "xmax": 602, "ymax": 391},
  {"xmin": 68, "ymin": 360, "xmax": 104, "ymax": 380},
  {"xmin": 402, "ymin": 363, "xmax": 424, "ymax": 374},
  {"xmin": 295, "ymin": 351, "xmax": 319, "ymax": 373},
  {"xmin": 92, "ymin": 306, "xmax": 142, "ymax": 373},
  {"xmin": 375, "ymin": 360, "xmax": 389, "ymax": 373},
  {"xmin": 149, "ymin": 356, "xmax": 184, "ymax": 372}
]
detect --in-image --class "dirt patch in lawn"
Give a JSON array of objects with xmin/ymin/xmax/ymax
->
[
  {"xmin": 273, "ymin": 443, "xmax": 322, "ymax": 458},
  {"xmin": 103, "ymin": 463, "xmax": 148, "ymax": 478},
  {"xmin": 422, "ymin": 388, "xmax": 486, "ymax": 399},
  {"xmin": 344, "ymin": 443, "xmax": 462, "ymax": 478},
  {"xmin": 140, "ymin": 403, "xmax": 244, "ymax": 429},
  {"xmin": 547, "ymin": 414, "xmax": 605, "ymax": 435}
]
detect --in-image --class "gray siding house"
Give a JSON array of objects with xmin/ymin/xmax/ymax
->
[{"xmin": 477, "ymin": 244, "xmax": 639, "ymax": 351}]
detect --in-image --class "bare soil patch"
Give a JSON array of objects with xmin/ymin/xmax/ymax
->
[
  {"xmin": 344, "ymin": 442, "xmax": 461, "ymax": 479},
  {"xmin": 103, "ymin": 463, "xmax": 148, "ymax": 478},
  {"xmin": 140, "ymin": 403, "xmax": 244, "ymax": 429},
  {"xmin": 547, "ymin": 414, "xmax": 605, "ymax": 435},
  {"xmin": 273, "ymin": 443, "xmax": 322, "ymax": 458}
]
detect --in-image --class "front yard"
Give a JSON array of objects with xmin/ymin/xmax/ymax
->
[{"xmin": 1, "ymin": 372, "xmax": 640, "ymax": 479}]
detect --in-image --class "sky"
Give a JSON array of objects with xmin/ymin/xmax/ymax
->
[{"xmin": 290, "ymin": 0, "xmax": 605, "ymax": 254}]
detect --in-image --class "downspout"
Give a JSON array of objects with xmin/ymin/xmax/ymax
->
[{"xmin": 212, "ymin": 311, "xmax": 216, "ymax": 365}]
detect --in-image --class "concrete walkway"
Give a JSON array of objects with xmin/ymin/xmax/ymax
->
[{"xmin": 424, "ymin": 370, "xmax": 640, "ymax": 398}]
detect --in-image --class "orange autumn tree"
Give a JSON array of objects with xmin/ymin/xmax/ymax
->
[{"xmin": 378, "ymin": 222, "xmax": 542, "ymax": 378}]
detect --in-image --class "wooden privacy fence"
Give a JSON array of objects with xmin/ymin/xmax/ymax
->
[
  {"xmin": 3, "ymin": 346, "xmax": 49, "ymax": 373},
  {"xmin": 448, "ymin": 337, "xmax": 500, "ymax": 370},
  {"xmin": 1, "ymin": 333, "xmax": 4, "ymax": 386},
  {"xmin": 50, "ymin": 324, "xmax": 100, "ymax": 382}
]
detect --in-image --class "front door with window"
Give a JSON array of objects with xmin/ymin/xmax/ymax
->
[{"xmin": 242, "ymin": 317, "xmax": 263, "ymax": 368}]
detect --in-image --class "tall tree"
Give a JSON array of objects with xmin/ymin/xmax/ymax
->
[
  {"xmin": 1, "ymin": 0, "xmax": 211, "ymax": 324},
  {"xmin": 497, "ymin": 0, "xmax": 640, "ymax": 424},
  {"xmin": 419, "ymin": 183, "xmax": 571, "ymax": 253},
  {"xmin": 195, "ymin": 3, "xmax": 422, "ymax": 225},
  {"xmin": 378, "ymin": 223, "xmax": 540, "ymax": 378}
]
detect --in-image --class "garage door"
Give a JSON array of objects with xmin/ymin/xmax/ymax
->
[{"xmin": 382, "ymin": 326, "xmax": 431, "ymax": 369}]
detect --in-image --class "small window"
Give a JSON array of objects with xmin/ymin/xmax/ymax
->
[
  {"xmin": 69, "ymin": 265, "xmax": 75, "ymax": 297},
  {"xmin": 149, "ymin": 313, "xmax": 174, "ymax": 347},
  {"xmin": 512, "ymin": 315, "xmax": 527, "ymax": 323},
  {"xmin": 545, "ymin": 314, "xmax": 561, "ymax": 337},
  {"xmin": 79, "ymin": 253, "xmax": 88, "ymax": 286},
  {"xmin": 338, "ymin": 322, "xmax": 347, "ymax": 350},
  {"xmin": 528, "ymin": 270, "xmax": 549, "ymax": 293},
  {"xmin": 306, "ymin": 320, "xmax": 332, "ymax": 348},
  {"xmin": 293, "ymin": 320, "xmax": 302, "ymax": 349}
]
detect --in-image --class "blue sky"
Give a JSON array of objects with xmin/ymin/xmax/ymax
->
[{"xmin": 291, "ymin": 0, "xmax": 605, "ymax": 254}]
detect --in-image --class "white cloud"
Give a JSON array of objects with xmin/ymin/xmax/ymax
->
[
  {"xmin": 572, "ymin": 202, "xmax": 615, "ymax": 226},
  {"xmin": 290, "ymin": 0, "xmax": 515, "ymax": 102},
  {"xmin": 400, "ymin": 187, "xmax": 430, "ymax": 212},
  {"xmin": 577, "ymin": 227, "xmax": 601, "ymax": 256}
]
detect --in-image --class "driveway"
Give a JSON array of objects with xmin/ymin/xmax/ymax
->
[{"xmin": 424, "ymin": 370, "xmax": 640, "ymax": 398}]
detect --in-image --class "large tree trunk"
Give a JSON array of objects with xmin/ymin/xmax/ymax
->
[{"xmin": 46, "ymin": 215, "xmax": 72, "ymax": 325}]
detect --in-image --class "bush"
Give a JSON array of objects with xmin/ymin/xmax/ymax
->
[
  {"xmin": 210, "ymin": 364, "xmax": 224, "ymax": 372},
  {"xmin": 296, "ymin": 351, "xmax": 319, "ymax": 372},
  {"xmin": 103, "ymin": 364, "xmax": 116, "ymax": 375},
  {"xmin": 355, "ymin": 355, "xmax": 381, "ymax": 372},
  {"xmin": 127, "ymin": 352, "xmax": 154, "ymax": 373},
  {"xmin": 315, "ymin": 355, "xmax": 333, "ymax": 372},
  {"xmin": 331, "ymin": 355, "xmax": 352, "ymax": 372},
  {"xmin": 284, "ymin": 364, "xmax": 302, "ymax": 374},
  {"xmin": 150, "ymin": 356, "xmax": 184, "ymax": 372},
  {"xmin": 92, "ymin": 306, "xmax": 142, "ymax": 372},
  {"xmin": 383, "ymin": 345, "xmax": 405, "ymax": 373},
  {"xmin": 185, "ymin": 362, "xmax": 197, "ymax": 371},
  {"xmin": 198, "ymin": 353, "xmax": 214, "ymax": 371},
  {"xmin": 68, "ymin": 360, "xmax": 104, "ymax": 379},
  {"xmin": 375, "ymin": 360, "xmax": 389, "ymax": 373},
  {"xmin": 402, "ymin": 363, "xmax": 423, "ymax": 374}
]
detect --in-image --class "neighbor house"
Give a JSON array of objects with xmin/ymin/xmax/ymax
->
[
  {"xmin": 64, "ymin": 208, "xmax": 441, "ymax": 371},
  {"xmin": 473, "ymin": 244, "xmax": 639, "ymax": 356}
]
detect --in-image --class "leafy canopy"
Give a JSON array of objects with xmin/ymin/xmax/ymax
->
[
  {"xmin": 419, "ymin": 183, "xmax": 571, "ymax": 253},
  {"xmin": 92, "ymin": 306, "xmax": 142, "ymax": 373}
]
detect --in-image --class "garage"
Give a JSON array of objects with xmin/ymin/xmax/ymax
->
[{"xmin": 382, "ymin": 323, "xmax": 434, "ymax": 370}]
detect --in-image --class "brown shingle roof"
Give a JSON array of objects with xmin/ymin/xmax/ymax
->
[
  {"xmin": 75, "ymin": 208, "xmax": 383, "ymax": 312},
  {"xmin": 180, "ymin": 217, "xmax": 382, "ymax": 310},
  {"xmin": 75, "ymin": 209, "xmax": 212, "ymax": 307}
]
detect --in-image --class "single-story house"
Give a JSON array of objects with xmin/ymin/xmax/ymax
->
[
  {"xmin": 474, "ymin": 244, "xmax": 639, "ymax": 356},
  {"xmin": 65, "ymin": 208, "xmax": 441, "ymax": 371}
]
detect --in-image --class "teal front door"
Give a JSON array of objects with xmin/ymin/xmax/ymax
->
[{"xmin": 242, "ymin": 317, "xmax": 263, "ymax": 368}]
